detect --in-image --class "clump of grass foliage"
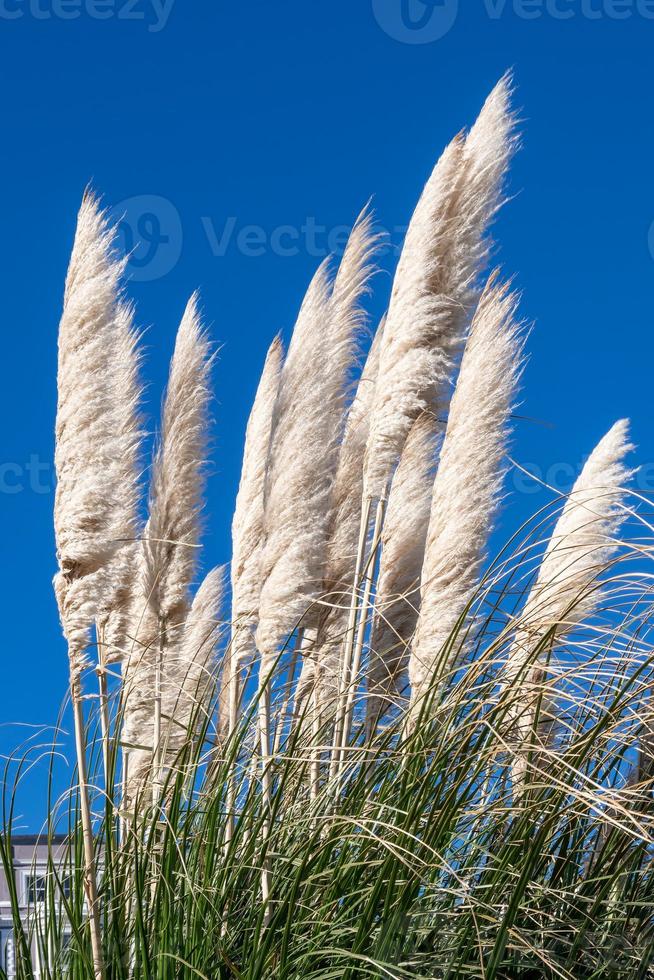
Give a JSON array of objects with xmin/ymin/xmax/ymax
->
[{"xmin": 2, "ymin": 75, "xmax": 654, "ymax": 979}]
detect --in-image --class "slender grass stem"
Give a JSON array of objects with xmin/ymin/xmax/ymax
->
[
  {"xmin": 272, "ymin": 631, "xmax": 303, "ymax": 757},
  {"xmin": 340, "ymin": 496, "xmax": 386, "ymax": 777},
  {"xmin": 152, "ymin": 631, "xmax": 164, "ymax": 811},
  {"xmin": 95, "ymin": 620, "xmax": 111, "ymax": 793},
  {"xmin": 330, "ymin": 495, "xmax": 372, "ymax": 781},
  {"xmin": 71, "ymin": 676, "xmax": 105, "ymax": 980}
]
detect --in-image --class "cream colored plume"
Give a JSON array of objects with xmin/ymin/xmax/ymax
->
[
  {"xmin": 504, "ymin": 420, "xmax": 634, "ymax": 698},
  {"xmin": 296, "ymin": 321, "xmax": 384, "ymax": 714},
  {"xmin": 121, "ymin": 296, "xmax": 212, "ymax": 798},
  {"xmin": 142, "ymin": 293, "xmax": 213, "ymax": 632},
  {"xmin": 230, "ymin": 337, "xmax": 283, "ymax": 665},
  {"xmin": 99, "ymin": 302, "xmax": 144, "ymax": 666},
  {"xmin": 367, "ymin": 413, "xmax": 438, "ymax": 732},
  {"xmin": 54, "ymin": 192, "xmax": 143, "ymax": 678},
  {"xmin": 219, "ymin": 337, "xmax": 283, "ymax": 736},
  {"xmin": 165, "ymin": 566, "xmax": 226, "ymax": 759},
  {"xmin": 408, "ymin": 279, "xmax": 524, "ymax": 717},
  {"xmin": 457, "ymin": 72, "xmax": 517, "ymax": 290},
  {"xmin": 325, "ymin": 318, "xmax": 384, "ymax": 599},
  {"xmin": 255, "ymin": 262, "xmax": 332, "ymax": 660},
  {"xmin": 364, "ymin": 74, "xmax": 517, "ymax": 501},
  {"xmin": 256, "ymin": 210, "xmax": 378, "ymax": 663}
]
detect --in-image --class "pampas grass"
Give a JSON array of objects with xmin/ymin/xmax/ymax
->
[
  {"xmin": 9, "ymin": 77, "xmax": 652, "ymax": 980},
  {"xmin": 256, "ymin": 210, "xmax": 378, "ymax": 662},
  {"xmin": 363, "ymin": 75, "xmax": 516, "ymax": 502},
  {"xmin": 224, "ymin": 336, "xmax": 283, "ymax": 740},
  {"xmin": 54, "ymin": 193, "xmax": 142, "ymax": 677},
  {"xmin": 504, "ymin": 419, "xmax": 634, "ymax": 789},
  {"xmin": 297, "ymin": 312, "xmax": 385, "ymax": 724},
  {"xmin": 122, "ymin": 294, "xmax": 213, "ymax": 806},
  {"xmin": 163, "ymin": 565, "xmax": 226, "ymax": 762},
  {"xmin": 255, "ymin": 261, "xmax": 334, "ymax": 660},
  {"xmin": 54, "ymin": 190, "xmax": 144, "ymax": 980},
  {"xmin": 407, "ymin": 278, "xmax": 524, "ymax": 721},
  {"xmin": 366, "ymin": 412, "xmax": 438, "ymax": 734},
  {"xmin": 141, "ymin": 293, "xmax": 213, "ymax": 630}
]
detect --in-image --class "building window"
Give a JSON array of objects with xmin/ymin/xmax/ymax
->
[{"xmin": 25, "ymin": 874, "xmax": 47, "ymax": 904}]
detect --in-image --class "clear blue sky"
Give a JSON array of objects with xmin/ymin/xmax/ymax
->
[{"xmin": 1, "ymin": 1, "xmax": 653, "ymax": 827}]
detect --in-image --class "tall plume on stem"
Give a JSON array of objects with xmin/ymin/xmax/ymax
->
[
  {"xmin": 165, "ymin": 566, "xmax": 226, "ymax": 761},
  {"xmin": 366, "ymin": 413, "xmax": 437, "ymax": 733},
  {"xmin": 295, "ymin": 311, "xmax": 385, "ymax": 719},
  {"xmin": 142, "ymin": 293, "xmax": 213, "ymax": 629},
  {"xmin": 408, "ymin": 279, "xmax": 524, "ymax": 722},
  {"xmin": 221, "ymin": 337, "xmax": 283, "ymax": 737},
  {"xmin": 99, "ymin": 302, "xmax": 144, "ymax": 667},
  {"xmin": 254, "ymin": 213, "xmax": 377, "ymax": 895},
  {"xmin": 54, "ymin": 190, "xmax": 145, "ymax": 980},
  {"xmin": 255, "ymin": 262, "xmax": 333, "ymax": 660},
  {"xmin": 325, "ymin": 319, "xmax": 384, "ymax": 605},
  {"xmin": 256, "ymin": 208, "xmax": 378, "ymax": 661},
  {"xmin": 251, "ymin": 258, "xmax": 335, "ymax": 917},
  {"xmin": 122, "ymin": 294, "xmax": 213, "ymax": 802},
  {"xmin": 504, "ymin": 420, "xmax": 634, "ymax": 786},
  {"xmin": 54, "ymin": 194, "xmax": 143, "ymax": 672},
  {"xmin": 364, "ymin": 74, "xmax": 517, "ymax": 501}
]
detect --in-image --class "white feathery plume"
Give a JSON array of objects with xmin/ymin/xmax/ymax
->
[
  {"xmin": 221, "ymin": 340, "xmax": 282, "ymax": 850},
  {"xmin": 164, "ymin": 566, "xmax": 226, "ymax": 761},
  {"xmin": 122, "ymin": 295, "xmax": 213, "ymax": 803},
  {"xmin": 504, "ymin": 420, "xmax": 634, "ymax": 781},
  {"xmin": 90, "ymin": 299, "xmax": 143, "ymax": 789},
  {"xmin": 366, "ymin": 413, "xmax": 438, "ymax": 733},
  {"xmin": 364, "ymin": 74, "xmax": 517, "ymax": 501},
  {"xmin": 507, "ymin": 420, "xmax": 633, "ymax": 653},
  {"xmin": 325, "ymin": 318, "xmax": 385, "ymax": 600},
  {"xmin": 333, "ymin": 78, "xmax": 516, "ymax": 771},
  {"xmin": 254, "ymin": 215, "xmax": 377, "ymax": 881},
  {"xmin": 142, "ymin": 293, "xmax": 213, "ymax": 630},
  {"xmin": 455, "ymin": 72, "xmax": 517, "ymax": 301},
  {"xmin": 408, "ymin": 279, "xmax": 524, "ymax": 719},
  {"xmin": 256, "ymin": 209, "xmax": 378, "ymax": 662},
  {"xmin": 222, "ymin": 336, "xmax": 283, "ymax": 734},
  {"xmin": 362, "ymin": 135, "xmax": 464, "ymax": 502},
  {"xmin": 54, "ymin": 190, "xmax": 145, "ymax": 980},
  {"xmin": 250, "ymin": 258, "xmax": 332, "ymax": 918},
  {"xmin": 255, "ymin": 261, "xmax": 333, "ymax": 660},
  {"xmin": 295, "ymin": 318, "xmax": 385, "ymax": 716},
  {"xmin": 54, "ymin": 193, "xmax": 142, "ymax": 676},
  {"xmin": 99, "ymin": 301, "xmax": 144, "ymax": 666}
]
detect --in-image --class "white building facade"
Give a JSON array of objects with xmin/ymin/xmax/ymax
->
[{"xmin": 0, "ymin": 835, "xmax": 70, "ymax": 978}]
